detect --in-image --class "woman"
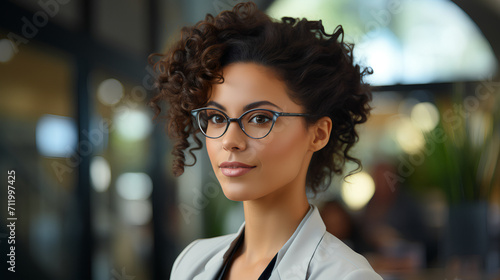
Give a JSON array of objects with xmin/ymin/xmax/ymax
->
[{"xmin": 150, "ymin": 2, "xmax": 381, "ymax": 279}]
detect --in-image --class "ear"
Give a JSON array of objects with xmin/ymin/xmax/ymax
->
[{"xmin": 309, "ymin": 116, "xmax": 332, "ymax": 152}]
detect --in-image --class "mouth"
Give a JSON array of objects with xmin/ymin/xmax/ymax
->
[{"xmin": 219, "ymin": 161, "xmax": 256, "ymax": 177}]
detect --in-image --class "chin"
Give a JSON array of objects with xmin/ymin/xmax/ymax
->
[
  {"xmin": 222, "ymin": 193, "xmax": 247, "ymax": 202},
  {"xmin": 220, "ymin": 182, "xmax": 261, "ymax": 202}
]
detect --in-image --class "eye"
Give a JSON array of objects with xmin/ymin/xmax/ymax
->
[
  {"xmin": 249, "ymin": 114, "xmax": 272, "ymax": 124},
  {"xmin": 207, "ymin": 113, "xmax": 226, "ymax": 124}
]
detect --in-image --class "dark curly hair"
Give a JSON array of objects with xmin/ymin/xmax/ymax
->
[{"xmin": 149, "ymin": 2, "xmax": 372, "ymax": 194}]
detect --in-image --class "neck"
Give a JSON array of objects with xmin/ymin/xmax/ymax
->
[{"xmin": 239, "ymin": 187, "xmax": 310, "ymax": 263}]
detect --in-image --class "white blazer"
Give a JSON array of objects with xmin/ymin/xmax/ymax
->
[{"xmin": 170, "ymin": 205, "xmax": 383, "ymax": 280}]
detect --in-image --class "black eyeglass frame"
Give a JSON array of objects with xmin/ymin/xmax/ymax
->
[{"xmin": 191, "ymin": 107, "xmax": 310, "ymax": 139}]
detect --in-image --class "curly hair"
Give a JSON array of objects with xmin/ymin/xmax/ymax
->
[{"xmin": 149, "ymin": 2, "xmax": 372, "ymax": 194}]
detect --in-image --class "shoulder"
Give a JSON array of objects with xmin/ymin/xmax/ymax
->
[
  {"xmin": 175, "ymin": 233, "xmax": 235, "ymax": 262},
  {"xmin": 308, "ymin": 232, "xmax": 383, "ymax": 280},
  {"xmin": 172, "ymin": 234, "xmax": 236, "ymax": 268},
  {"xmin": 170, "ymin": 233, "xmax": 236, "ymax": 279}
]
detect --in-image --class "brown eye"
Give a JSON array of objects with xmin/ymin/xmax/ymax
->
[
  {"xmin": 208, "ymin": 114, "xmax": 226, "ymax": 124},
  {"xmin": 249, "ymin": 114, "xmax": 272, "ymax": 124}
]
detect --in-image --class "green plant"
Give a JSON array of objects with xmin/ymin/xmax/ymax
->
[{"xmin": 435, "ymin": 82, "xmax": 499, "ymax": 204}]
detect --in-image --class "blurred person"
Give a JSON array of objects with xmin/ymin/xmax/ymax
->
[
  {"xmin": 149, "ymin": 2, "xmax": 381, "ymax": 279},
  {"xmin": 360, "ymin": 162, "xmax": 428, "ymax": 275},
  {"xmin": 319, "ymin": 200, "xmax": 362, "ymax": 252}
]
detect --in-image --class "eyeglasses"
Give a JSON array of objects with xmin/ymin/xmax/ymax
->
[{"xmin": 191, "ymin": 107, "xmax": 310, "ymax": 139}]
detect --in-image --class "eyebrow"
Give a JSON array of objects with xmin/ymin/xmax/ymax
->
[{"xmin": 206, "ymin": 100, "xmax": 283, "ymax": 111}]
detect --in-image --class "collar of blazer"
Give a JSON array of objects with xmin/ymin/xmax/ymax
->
[{"xmin": 194, "ymin": 205, "xmax": 326, "ymax": 280}]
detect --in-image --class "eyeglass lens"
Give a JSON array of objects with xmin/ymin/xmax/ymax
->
[{"xmin": 197, "ymin": 109, "xmax": 275, "ymax": 138}]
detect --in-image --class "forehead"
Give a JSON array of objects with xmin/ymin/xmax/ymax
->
[{"xmin": 209, "ymin": 62, "xmax": 300, "ymax": 112}]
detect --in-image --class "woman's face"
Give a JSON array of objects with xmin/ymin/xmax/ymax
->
[{"xmin": 206, "ymin": 62, "xmax": 315, "ymax": 202}]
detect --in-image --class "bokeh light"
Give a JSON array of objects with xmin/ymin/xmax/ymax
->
[
  {"xmin": 411, "ymin": 102, "xmax": 440, "ymax": 132},
  {"xmin": 114, "ymin": 108, "xmax": 153, "ymax": 141},
  {"xmin": 116, "ymin": 172, "xmax": 153, "ymax": 200},
  {"xmin": 97, "ymin": 78, "xmax": 124, "ymax": 106},
  {"xmin": 341, "ymin": 171, "xmax": 376, "ymax": 211},
  {"xmin": 395, "ymin": 116, "xmax": 426, "ymax": 154},
  {"xmin": 36, "ymin": 114, "xmax": 78, "ymax": 158},
  {"xmin": 90, "ymin": 156, "xmax": 111, "ymax": 192},
  {"xmin": 0, "ymin": 39, "xmax": 15, "ymax": 63}
]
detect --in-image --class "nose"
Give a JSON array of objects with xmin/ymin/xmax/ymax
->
[{"xmin": 221, "ymin": 121, "xmax": 247, "ymax": 151}]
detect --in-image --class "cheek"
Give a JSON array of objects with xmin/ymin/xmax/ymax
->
[
  {"xmin": 261, "ymin": 134, "xmax": 297, "ymax": 159},
  {"xmin": 256, "ymin": 125, "xmax": 309, "ymax": 180},
  {"xmin": 206, "ymin": 140, "xmax": 219, "ymax": 169}
]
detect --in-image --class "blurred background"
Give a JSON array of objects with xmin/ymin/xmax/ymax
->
[{"xmin": 0, "ymin": 0, "xmax": 499, "ymax": 279}]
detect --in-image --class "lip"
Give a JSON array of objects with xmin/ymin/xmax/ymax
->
[{"xmin": 219, "ymin": 161, "xmax": 256, "ymax": 177}]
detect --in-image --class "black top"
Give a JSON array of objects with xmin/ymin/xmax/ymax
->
[{"xmin": 215, "ymin": 232, "xmax": 278, "ymax": 280}]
